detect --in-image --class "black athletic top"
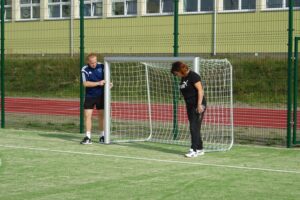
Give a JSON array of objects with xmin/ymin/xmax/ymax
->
[{"xmin": 179, "ymin": 70, "xmax": 207, "ymax": 106}]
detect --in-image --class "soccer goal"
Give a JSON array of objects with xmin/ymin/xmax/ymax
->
[{"xmin": 104, "ymin": 57, "xmax": 233, "ymax": 152}]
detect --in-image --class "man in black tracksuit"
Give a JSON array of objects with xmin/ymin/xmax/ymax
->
[{"xmin": 171, "ymin": 61, "xmax": 207, "ymax": 158}]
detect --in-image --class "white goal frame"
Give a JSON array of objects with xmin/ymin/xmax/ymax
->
[{"xmin": 103, "ymin": 57, "xmax": 233, "ymax": 152}]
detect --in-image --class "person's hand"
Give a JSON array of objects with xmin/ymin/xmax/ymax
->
[
  {"xmin": 197, "ymin": 104, "xmax": 205, "ymax": 113},
  {"xmin": 99, "ymin": 80, "xmax": 105, "ymax": 86},
  {"xmin": 110, "ymin": 82, "xmax": 113, "ymax": 89}
]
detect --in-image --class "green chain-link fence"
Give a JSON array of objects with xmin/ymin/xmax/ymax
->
[{"xmin": 1, "ymin": 0, "xmax": 300, "ymax": 146}]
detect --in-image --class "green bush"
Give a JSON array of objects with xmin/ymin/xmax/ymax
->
[
  {"xmin": 5, "ymin": 57, "xmax": 80, "ymax": 97},
  {"xmin": 232, "ymin": 57, "xmax": 290, "ymax": 105},
  {"xmin": 3, "ymin": 56, "xmax": 297, "ymax": 105}
]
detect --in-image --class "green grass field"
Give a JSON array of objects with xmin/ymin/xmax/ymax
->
[{"xmin": 0, "ymin": 129, "xmax": 300, "ymax": 200}]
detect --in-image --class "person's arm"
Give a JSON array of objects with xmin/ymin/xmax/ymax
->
[
  {"xmin": 194, "ymin": 81, "xmax": 204, "ymax": 113},
  {"xmin": 81, "ymin": 69, "xmax": 105, "ymax": 87},
  {"xmin": 82, "ymin": 80, "xmax": 105, "ymax": 88}
]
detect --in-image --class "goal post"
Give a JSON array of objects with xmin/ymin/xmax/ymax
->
[{"xmin": 104, "ymin": 57, "xmax": 233, "ymax": 152}]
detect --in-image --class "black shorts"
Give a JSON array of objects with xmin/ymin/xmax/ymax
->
[{"xmin": 84, "ymin": 96, "xmax": 104, "ymax": 110}]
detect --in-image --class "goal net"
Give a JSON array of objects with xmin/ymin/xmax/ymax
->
[{"xmin": 104, "ymin": 57, "xmax": 233, "ymax": 152}]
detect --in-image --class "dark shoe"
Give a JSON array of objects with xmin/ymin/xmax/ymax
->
[
  {"xmin": 80, "ymin": 136, "xmax": 92, "ymax": 144},
  {"xmin": 99, "ymin": 136, "xmax": 105, "ymax": 143}
]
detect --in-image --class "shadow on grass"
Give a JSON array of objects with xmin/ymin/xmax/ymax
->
[
  {"xmin": 38, "ymin": 133, "xmax": 81, "ymax": 142},
  {"xmin": 117, "ymin": 142, "xmax": 186, "ymax": 156}
]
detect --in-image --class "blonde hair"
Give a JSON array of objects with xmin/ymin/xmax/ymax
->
[{"xmin": 87, "ymin": 53, "xmax": 97, "ymax": 60}]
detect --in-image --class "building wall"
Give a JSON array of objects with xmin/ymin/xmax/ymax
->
[{"xmin": 3, "ymin": 1, "xmax": 300, "ymax": 55}]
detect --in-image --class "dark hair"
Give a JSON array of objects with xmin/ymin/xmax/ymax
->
[{"xmin": 171, "ymin": 61, "xmax": 189, "ymax": 75}]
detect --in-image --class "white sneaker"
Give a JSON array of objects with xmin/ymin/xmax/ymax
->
[
  {"xmin": 197, "ymin": 150, "xmax": 205, "ymax": 156},
  {"xmin": 185, "ymin": 149, "xmax": 198, "ymax": 158}
]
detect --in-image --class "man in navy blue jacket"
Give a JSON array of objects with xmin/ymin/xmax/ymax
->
[{"xmin": 80, "ymin": 53, "xmax": 106, "ymax": 144}]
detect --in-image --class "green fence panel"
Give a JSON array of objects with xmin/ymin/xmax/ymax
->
[{"xmin": 1, "ymin": 1, "xmax": 300, "ymax": 146}]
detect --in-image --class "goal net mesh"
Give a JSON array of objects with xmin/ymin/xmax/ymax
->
[{"xmin": 105, "ymin": 57, "xmax": 233, "ymax": 152}]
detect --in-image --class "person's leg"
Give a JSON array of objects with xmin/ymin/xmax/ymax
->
[
  {"xmin": 98, "ymin": 109, "xmax": 104, "ymax": 133},
  {"xmin": 85, "ymin": 109, "xmax": 93, "ymax": 138},
  {"xmin": 197, "ymin": 110, "xmax": 205, "ymax": 150},
  {"xmin": 96, "ymin": 95, "xmax": 105, "ymax": 142},
  {"xmin": 81, "ymin": 97, "xmax": 96, "ymax": 144},
  {"xmin": 80, "ymin": 109, "xmax": 93, "ymax": 144},
  {"xmin": 184, "ymin": 103, "xmax": 200, "ymax": 157},
  {"xmin": 187, "ymin": 107, "xmax": 200, "ymax": 151}
]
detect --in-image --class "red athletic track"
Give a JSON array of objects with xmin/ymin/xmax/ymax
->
[{"xmin": 1, "ymin": 97, "xmax": 298, "ymax": 129}]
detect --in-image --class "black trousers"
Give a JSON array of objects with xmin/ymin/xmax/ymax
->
[{"xmin": 185, "ymin": 98, "xmax": 206, "ymax": 151}]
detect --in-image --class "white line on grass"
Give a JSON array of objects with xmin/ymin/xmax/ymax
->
[{"xmin": 0, "ymin": 144, "xmax": 299, "ymax": 174}]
